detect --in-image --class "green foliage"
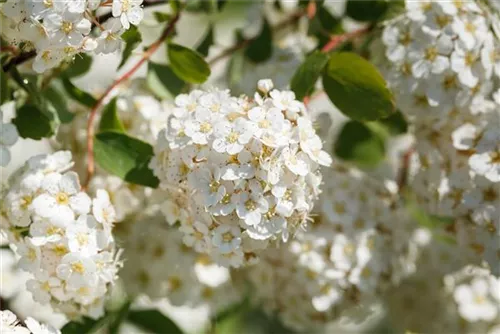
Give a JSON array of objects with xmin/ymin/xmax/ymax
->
[
  {"xmin": 334, "ymin": 120, "xmax": 386, "ymax": 167},
  {"xmin": 127, "ymin": 310, "xmax": 183, "ymax": 334},
  {"xmin": 322, "ymin": 52, "xmax": 395, "ymax": 121},
  {"xmin": 168, "ymin": 43, "xmax": 211, "ymax": 83},
  {"xmin": 118, "ymin": 25, "xmax": 142, "ymax": 69},
  {"xmin": 64, "ymin": 54, "xmax": 93, "ymax": 78},
  {"xmin": 94, "ymin": 132, "xmax": 159, "ymax": 188},
  {"xmin": 345, "ymin": 0, "xmax": 389, "ymax": 22},
  {"xmin": 98, "ymin": 98, "xmax": 125, "ymax": 133},
  {"xmin": 378, "ymin": 110, "xmax": 408, "ymax": 135},
  {"xmin": 245, "ymin": 19, "xmax": 273, "ymax": 63},
  {"xmin": 147, "ymin": 62, "xmax": 186, "ymax": 99},
  {"xmin": 290, "ymin": 50, "xmax": 329, "ymax": 100},
  {"xmin": 1, "ymin": 69, "xmax": 10, "ymax": 105},
  {"xmin": 61, "ymin": 77, "xmax": 97, "ymax": 108},
  {"xmin": 12, "ymin": 103, "xmax": 58, "ymax": 140},
  {"xmin": 226, "ymin": 49, "xmax": 245, "ymax": 90},
  {"xmin": 153, "ymin": 11, "xmax": 173, "ymax": 23},
  {"xmin": 317, "ymin": 5, "xmax": 343, "ymax": 33},
  {"xmin": 61, "ymin": 316, "xmax": 110, "ymax": 334},
  {"xmin": 43, "ymin": 85, "xmax": 75, "ymax": 123},
  {"xmin": 196, "ymin": 26, "xmax": 214, "ymax": 57}
]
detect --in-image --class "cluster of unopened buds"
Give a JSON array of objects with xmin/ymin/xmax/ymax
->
[
  {"xmin": 1, "ymin": 151, "xmax": 121, "ymax": 319},
  {"xmin": 151, "ymin": 79, "xmax": 332, "ymax": 268},
  {"xmin": 0, "ymin": 0, "xmax": 144, "ymax": 72}
]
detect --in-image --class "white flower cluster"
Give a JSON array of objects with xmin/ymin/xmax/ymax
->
[
  {"xmin": 1, "ymin": 310, "xmax": 60, "ymax": 334},
  {"xmin": 0, "ymin": 0, "xmax": 144, "ymax": 73},
  {"xmin": 385, "ymin": 263, "xmax": 500, "ymax": 334},
  {"xmin": 0, "ymin": 109, "xmax": 19, "ymax": 167},
  {"xmin": 0, "ymin": 151, "xmax": 121, "ymax": 319},
  {"xmin": 151, "ymin": 80, "xmax": 332, "ymax": 268},
  {"xmin": 246, "ymin": 164, "xmax": 416, "ymax": 331},
  {"xmin": 376, "ymin": 0, "xmax": 499, "ymax": 125},
  {"xmin": 117, "ymin": 213, "xmax": 242, "ymax": 313}
]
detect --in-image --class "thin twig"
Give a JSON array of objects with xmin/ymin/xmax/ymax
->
[
  {"xmin": 83, "ymin": 11, "xmax": 181, "ymax": 188},
  {"xmin": 208, "ymin": 10, "xmax": 305, "ymax": 66},
  {"xmin": 320, "ymin": 25, "xmax": 373, "ymax": 53}
]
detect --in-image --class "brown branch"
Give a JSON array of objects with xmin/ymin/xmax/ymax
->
[
  {"xmin": 208, "ymin": 10, "xmax": 305, "ymax": 66},
  {"xmin": 320, "ymin": 25, "xmax": 373, "ymax": 53},
  {"xmin": 83, "ymin": 10, "xmax": 181, "ymax": 188}
]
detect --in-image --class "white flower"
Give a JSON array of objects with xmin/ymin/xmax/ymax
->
[
  {"xmin": 454, "ymin": 278, "xmax": 499, "ymax": 322},
  {"xmin": 0, "ymin": 112, "xmax": 19, "ymax": 167},
  {"xmin": 17, "ymin": 238, "xmax": 41, "ymax": 272},
  {"xmin": 66, "ymin": 215, "xmax": 99, "ymax": 256},
  {"xmin": 44, "ymin": 12, "xmax": 91, "ymax": 46},
  {"xmin": 212, "ymin": 225, "xmax": 241, "ymax": 254},
  {"xmin": 32, "ymin": 48, "xmax": 65, "ymax": 74},
  {"xmin": 95, "ymin": 18, "xmax": 124, "ymax": 54},
  {"xmin": 0, "ymin": 310, "xmax": 29, "ymax": 334},
  {"xmin": 234, "ymin": 192, "xmax": 269, "ymax": 227},
  {"xmin": 25, "ymin": 316, "xmax": 60, "ymax": 334},
  {"xmin": 269, "ymin": 89, "xmax": 303, "ymax": 119},
  {"xmin": 56, "ymin": 252, "xmax": 98, "ymax": 289},
  {"xmin": 212, "ymin": 119, "xmax": 255, "ymax": 155},
  {"xmin": 92, "ymin": 189, "xmax": 116, "ymax": 225},
  {"xmin": 257, "ymin": 79, "xmax": 274, "ymax": 94},
  {"xmin": 112, "ymin": 0, "xmax": 144, "ymax": 30},
  {"xmin": 282, "ymin": 147, "xmax": 310, "ymax": 176},
  {"xmin": 32, "ymin": 172, "xmax": 91, "ymax": 222}
]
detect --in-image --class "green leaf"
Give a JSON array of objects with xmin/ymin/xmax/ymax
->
[
  {"xmin": 317, "ymin": 5, "xmax": 343, "ymax": 33},
  {"xmin": 334, "ymin": 120, "xmax": 386, "ymax": 167},
  {"xmin": 98, "ymin": 97, "xmax": 125, "ymax": 133},
  {"xmin": 127, "ymin": 310, "xmax": 183, "ymax": 334},
  {"xmin": 43, "ymin": 85, "xmax": 74, "ymax": 123},
  {"xmin": 64, "ymin": 53, "xmax": 93, "ymax": 78},
  {"xmin": 153, "ymin": 11, "xmax": 173, "ymax": 22},
  {"xmin": 94, "ymin": 132, "xmax": 159, "ymax": 188},
  {"xmin": 245, "ymin": 19, "xmax": 272, "ymax": 63},
  {"xmin": 61, "ymin": 316, "xmax": 110, "ymax": 334},
  {"xmin": 1, "ymin": 69, "xmax": 10, "ymax": 105},
  {"xmin": 167, "ymin": 43, "xmax": 211, "ymax": 84},
  {"xmin": 217, "ymin": 0, "xmax": 228, "ymax": 11},
  {"xmin": 378, "ymin": 110, "xmax": 408, "ymax": 135},
  {"xmin": 118, "ymin": 26, "xmax": 142, "ymax": 69},
  {"xmin": 108, "ymin": 301, "xmax": 132, "ymax": 334},
  {"xmin": 196, "ymin": 26, "xmax": 214, "ymax": 57},
  {"xmin": 12, "ymin": 103, "xmax": 58, "ymax": 140},
  {"xmin": 61, "ymin": 77, "xmax": 97, "ymax": 108},
  {"xmin": 322, "ymin": 52, "xmax": 395, "ymax": 121},
  {"xmin": 226, "ymin": 49, "xmax": 245, "ymax": 90},
  {"xmin": 169, "ymin": 0, "xmax": 181, "ymax": 13},
  {"xmin": 147, "ymin": 62, "xmax": 186, "ymax": 99},
  {"xmin": 345, "ymin": 0, "xmax": 389, "ymax": 22},
  {"xmin": 290, "ymin": 51, "xmax": 329, "ymax": 100}
]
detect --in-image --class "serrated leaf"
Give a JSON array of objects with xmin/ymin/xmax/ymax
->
[
  {"xmin": 61, "ymin": 77, "xmax": 97, "ymax": 108},
  {"xmin": 127, "ymin": 310, "xmax": 183, "ymax": 334},
  {"xmin": 43, "ymin": 85, "xmax": 74, "ymax": 123},
  {"xmin": 196, "ymin": 26, "xmax": 214, "ymax": 57},
  {"xmin": 64, "ymin": 53, "xmax": 93, "ymax": 78},
  {"xmin": 245, "ymin": 19, "xmax": 272, "ymax": 63},
  {"xmin": 94, "ymin": 132, "xmax": 159, "ymax": 188},
  {"xmin": 61, "ymin": 316, "xmax": 111, "ymax": 334},
  {"xmin": 1, "ymin": 69, "xmax": 10, "ymax": 105},
  {"xmin": 12, "ymin": 103, "xmax": 58, "ymax": 140},
  {"xmin": 118, "ymin": 26, "xmax": 142, "ymax": 69},
  {"xmin": 290, "ymin": 51, "xmax": 329, "ymax": 100},
  {"xmin": 322, "ymin": 52, "xmax": 395, "ymax": 121},
  {"xmin": 168, "ymin": 43, "xmax": 210, "ymax": 84},
  {"xmin": 98, "ymin": 97, "xmax": 125, "ymax": 133},
  {"xmin": 334, "ymin": 120, "xmax": 386, "ymax": 167},
  {"xmin": 147, "ymin": 62, "xmax": 186, "ymax": 99},
  {"xmin": 345, "ymin": 0, "xmax": 389, "ymax": 22}
]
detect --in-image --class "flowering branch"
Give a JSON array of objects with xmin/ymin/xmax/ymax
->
[
  {"xmin": 320, "ymin": 25, "xmax": 373, "ymax": 53},
  {"xmin": 83, "ymin": 11, "xmax": 181, "ymax": 188}
]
